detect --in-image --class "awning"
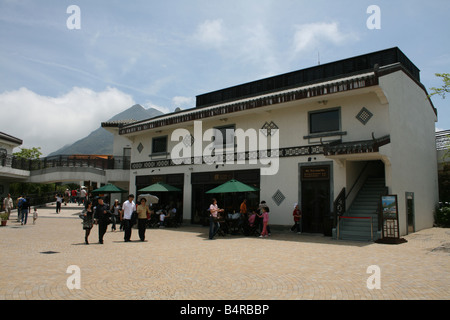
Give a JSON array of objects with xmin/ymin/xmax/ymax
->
[{"xmin": 323, "ymin": 135, "xmax": 390, "ymax": 156}]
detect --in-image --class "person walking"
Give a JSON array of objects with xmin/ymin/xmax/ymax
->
[
  {"xmin": 82, "ymin": 201, "xmax": 94, "ymax": 244},
  {"xmin": 93, "ymin": 197, "xmax": 111, "ymax": 244},
  {"xmin": 111, "ymin": 199, "xmax": 121, "ymax": 232},
  {"xmin": 20, "ymin": 196, "xmax": 30, "ymax": 225},
  {"xmin": 78, "ymin": 187, "xmax": 87, "ymax": 206},
  {"xmin": 137, "ymin": 198, "xmax": 151, "ymax": 241},
  {"xmin": 2, "ymin": 194, "xmax": 13, "ymax": 220},
  {"xmin": 120, "ymin": 194, "xmax": 136, "ymax": 242},
  {"xmin": 32, "ymin": 207, "xmax": 38, "ymax": 224},
  {"xmin": 259, "ymin": 206, "xmax": 269, "ymax": 238},
  {"xmin": 258, "ymin": 201, "xmax": 271, "ymax": 236},
  {"xmin": 291, "ymin": 203, "xmax": 302, "ymax": 234},
  {"xmin": 55, "ymin": 193, "xmax": 63, "ymax": 214},
  {"xmin": 209, "ymin": 198, "xmax": 224, "ymax": 240}
]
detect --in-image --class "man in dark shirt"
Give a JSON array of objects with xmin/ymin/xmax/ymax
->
[{"xmin": 93, "ymin": 197, "xmax": 111, "ymax": 244}]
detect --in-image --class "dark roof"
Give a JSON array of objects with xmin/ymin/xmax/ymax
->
[{"xmin": 196, "ymin": 47, "xmax": 420, "ymax": 108}]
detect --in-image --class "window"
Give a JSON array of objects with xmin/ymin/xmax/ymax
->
[
  {"xmin": 214, "ymin": 125, "xmax": 235, "ymax": 148},
  {"xmin": 309, "ymin": 108, "xmax": 340, "ymax": 134},
  {"xmin": 152, "ymin": 136, "xmax": 168, "ymax": 154}
]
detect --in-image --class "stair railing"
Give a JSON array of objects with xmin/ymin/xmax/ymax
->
[
  {"xmin": 333, "ymin": 187, "xmax": 346, "ymax": 229},
  {"xmin": 345, "ymin": 161, "xmax": 370, "ymax": 205}
]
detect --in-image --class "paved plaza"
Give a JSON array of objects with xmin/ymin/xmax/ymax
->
[{"xmin": 0, "ymin": 203, "xmax": 449, "ymax": 301}]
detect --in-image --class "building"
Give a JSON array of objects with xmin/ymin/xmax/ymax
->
[
  {"xmin": 103, "ymin": 47, "xmax": 438, "ymax": 240},
  {"xmin": 0, "ymin": 132, "xmax": 29, "ymax": 198}
]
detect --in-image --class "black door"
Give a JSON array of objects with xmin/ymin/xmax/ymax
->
[{"xmin": 300, "ymin": 165, "xmax": 331, "ymax": 234}]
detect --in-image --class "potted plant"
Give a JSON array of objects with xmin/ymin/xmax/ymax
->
[{"xmin": 0, "ymin": 212, "xmax": 8, "ymax": 226}]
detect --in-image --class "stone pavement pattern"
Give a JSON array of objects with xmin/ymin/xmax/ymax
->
[{"xmin": 0, "ymin": 203, "xmax": 449, "ymax": 300}]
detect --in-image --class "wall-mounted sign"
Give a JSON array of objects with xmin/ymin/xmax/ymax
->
[{"xmin": 301, "ymin": 166, "xmax": 329, "ymax": 180}]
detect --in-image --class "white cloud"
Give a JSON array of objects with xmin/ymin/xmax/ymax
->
[
  {"xmin": 292, "ymin": 22, "xmax": 357, "ymax": 53},
  {"xmin": 172, "ymin": 96, "xmax": 195, "ymax": 109},
  {"xmin": 143, "ymin": 101, "xmax": 171, "ymax": 115},
  {"xmin": 193, "ymin": 19, "xmax": 226, "ymax": 48},
  {"xmin": 0, "ymin": 87, "xmax": 135, "ymax": 156}
]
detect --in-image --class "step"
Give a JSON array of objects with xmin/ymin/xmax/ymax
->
[{"xmin": 337, "ymin": 230, "xmax": 375, "ymax": 241}]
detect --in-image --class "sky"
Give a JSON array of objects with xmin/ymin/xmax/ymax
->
[{"xmin": 0, "ymin": 0, "xmax": 449, "ymax": 156}]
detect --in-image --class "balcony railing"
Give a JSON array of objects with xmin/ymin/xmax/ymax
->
[{"xmin": 1, "ymin": 155, "xmax": 131, "ymax": 171}]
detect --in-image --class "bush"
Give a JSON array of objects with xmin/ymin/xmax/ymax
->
[{"xmin": 436, "ymin": 206, "xmax": 450, "ymax": 227}]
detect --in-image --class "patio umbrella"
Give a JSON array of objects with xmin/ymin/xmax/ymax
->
[
  {"xmin": 205, "ymin": 179, "xmax": 259, "ymax": 194},
  {"xmin": 92, "ymin": 184, "xmax": 127, "ymax": 194},
  {"xmin": 138, "ymin": 194, "xmax": 159, "ymax": 204},
  {"xmin": 138, "ymin": 182, "xmax": 181, "ymax": 192}
]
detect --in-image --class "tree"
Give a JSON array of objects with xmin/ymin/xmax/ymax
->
[
  {"xmin": 429, "ymin": 73, "xmax": 450, "ymax": 99},
  {"xmin": 13, "ymin": 147, "xmax": 42, "ymax": 160}
]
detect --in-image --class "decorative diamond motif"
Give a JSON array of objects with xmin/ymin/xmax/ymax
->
[
  {"xmin": 137, "ymin": 143, "xmax": 144, "ymax": 153},
  {"xmin": 272, "ymin": 189, "xmax": 286, "ymax": 206},
  {"xmin": 356, "ymin": 107, "xmax": 373, "ymax": 125},
  {"xmin": 183, "ymin": 134, "xmax": 194, "ymax": 147},
  {"xmin": 261, "ymin": 121, "xmax": 279, "ymax": 136}
]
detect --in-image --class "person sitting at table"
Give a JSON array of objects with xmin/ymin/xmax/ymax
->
[{"xmin": 248, "ymin": 210, "xmax": 257, "ymax": 227}]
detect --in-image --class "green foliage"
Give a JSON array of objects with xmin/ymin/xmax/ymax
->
[
  {"xmin": 0, "ymin": 212, "xmax": 8, "ymax": 221},
  {"xmin": 435, "ymin": 206, "xmax": 450, "ymax": 228},
  {"xmin": 429, "ymin": 73, "xmax": 450, "ymax": 99},
  {"xmin": 13, "ymin": 147, "xmax": 42, "ymax": 160}
]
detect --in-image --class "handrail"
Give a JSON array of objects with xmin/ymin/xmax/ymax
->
[
  {"xmin": 337, "ymin": 215, "xmax": 374, "ymax": 241},
  {"xmin": 346, "ymin": 161, "xmax": 369, "ymax": 200},
  {"xmin": 332, "ymin": 187, "xmax": 346, "ymax": 229}
]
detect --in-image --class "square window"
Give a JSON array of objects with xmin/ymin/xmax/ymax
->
[
  {"xmin": 152, "ymin": 136, "xmax": 168, "ymax": 154},
  {"xmin": 309, "ymin": 109, "xmax": 340, "ymax": 134},
  {"xmin": 214, "ymin": 125, "xmax": 235, "ymax": 148}
]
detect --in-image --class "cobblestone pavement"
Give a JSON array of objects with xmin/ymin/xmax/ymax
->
[{"xmin": 0, "ymin": 203, "xmax": 449, "ymax": 300}]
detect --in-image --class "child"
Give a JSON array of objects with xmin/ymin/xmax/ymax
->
[
  {"xmin": 159, "ymin": 210, "xmax": 166, "ymax": 228},
  {"xmin": 248, "ymin": 210, "xmax": 256, "ymax": 227},
  {"xmin": 33, "ymin": 207, "xmax": 38, "ymax": 224},
  {"xmin": 259, "ymin": 207, "xmax": 269, "ymax": 238}
]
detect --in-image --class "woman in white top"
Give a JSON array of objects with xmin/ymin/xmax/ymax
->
[{"xmin": 208, "ymin": 198, "xmax": 224, "ymax": 240}]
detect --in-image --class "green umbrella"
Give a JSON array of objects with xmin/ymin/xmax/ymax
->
[
  {"xmin": 138, "ymin": 182, "xmax": 181, "ymax": 192},
  {"xmin": 206, "ymin": 179, "xmax": 259, "ymax": 194},
  {"xmin": 92, "ymin": 183, "xmax": 127, "ymax": 194}
]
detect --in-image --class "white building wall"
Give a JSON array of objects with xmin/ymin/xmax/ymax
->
[{"xmin": 379, "ymin": 71, "xmax": 438, "ymax": 234}]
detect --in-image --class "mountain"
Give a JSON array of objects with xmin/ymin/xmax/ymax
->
[{"xmin": 47, "ymin": 104, "xmax": 163, "ymax": 156}]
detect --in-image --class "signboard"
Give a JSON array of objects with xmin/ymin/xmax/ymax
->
[
  {"xmin": 301, "ymin": 166, "xmax": 329, "ymax": 180},
  {"xmin": 380, "ymin": 195, "xmax": 400, "ymax": 239},
  {"xmin": 381, "ymin": 195, "xmax": 398, "ymax": 219}
]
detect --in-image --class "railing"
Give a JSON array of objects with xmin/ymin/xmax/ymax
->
[
  {"xmin": 1, "ymin": 155, "xmax": 131, "ymax": 171},
  {"xmin": 336, "ymin": 216, "xmax": 374, "ymax": 241}
]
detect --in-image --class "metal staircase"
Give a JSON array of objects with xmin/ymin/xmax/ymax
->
[{"xmin": 336, "ymin": 177, "xmax": 386, "ymax": 241}]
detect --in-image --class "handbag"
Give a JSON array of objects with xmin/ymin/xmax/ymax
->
[{"xmin": 79, "ymin": 209, "xmax": 86, "ymax": 220}]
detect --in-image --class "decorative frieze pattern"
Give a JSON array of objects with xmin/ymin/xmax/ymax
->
[{"xmin": 130, "ymin": 144, "xmax": 324, "ymax": 170}]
